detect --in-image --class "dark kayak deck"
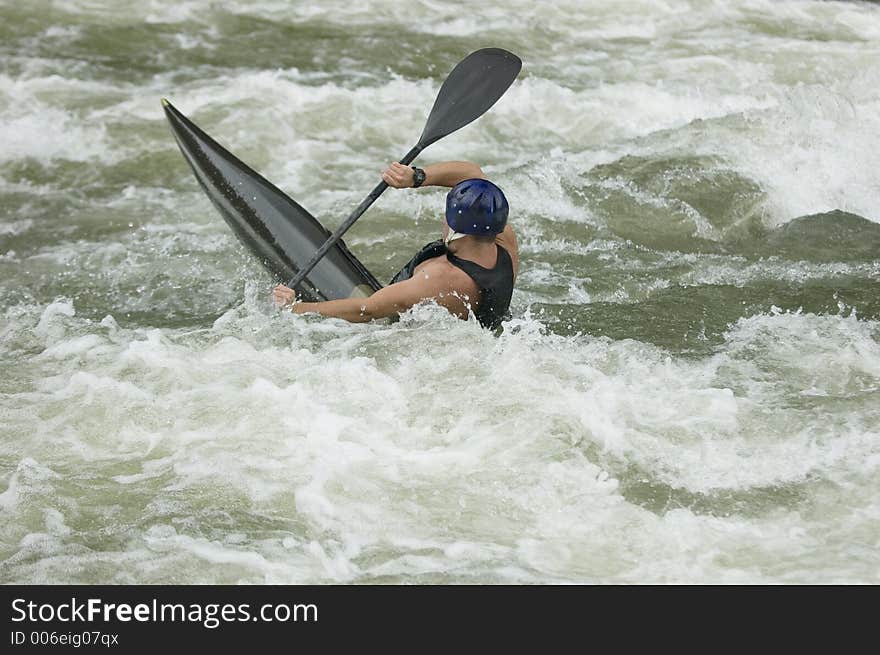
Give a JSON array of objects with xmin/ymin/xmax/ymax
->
[{"xmin": 163, "ymin": 99, "xmax": 382, "ymax": 302}]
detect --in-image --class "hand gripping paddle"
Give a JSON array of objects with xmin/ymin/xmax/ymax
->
[{"xmin": 287, "ymin": 48, "xmax": 522, "ymax": 293}]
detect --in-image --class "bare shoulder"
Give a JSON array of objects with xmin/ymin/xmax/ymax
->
[
  {"xmin": 362, "ymin": 256, "xmax": 477, "ymax": 320},
  {"xmin": 495, "ymin": 225, "xmax": 519, "ymax": 279},
  {"xmin": 413, "ymin": 256, "xmax": 478, "ymax": 296}
]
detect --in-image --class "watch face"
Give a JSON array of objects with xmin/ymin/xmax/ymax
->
[{"xmin": 413, "ymin": 167, "xmax": 426, "ymax": 187}]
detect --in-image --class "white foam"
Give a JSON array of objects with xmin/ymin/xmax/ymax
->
[
  {"xmin": 4, "ymin": 286, "xmax": 880, "ymax": 583},
  {"xmin": 714, "ymin": 78, "xmax": 880, "ymax": 224},
  {"xmin": 0, "ymin": 219, "xmax": 34, "ymax": 236},
  {"xmin": 0, "ymin": 108, "xmax": 109, "ymax": 163}
]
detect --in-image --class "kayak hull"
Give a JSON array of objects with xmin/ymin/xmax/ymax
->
[{"xmin": 162, "ymin": 99, "xmax": 382, "ymax": 302}]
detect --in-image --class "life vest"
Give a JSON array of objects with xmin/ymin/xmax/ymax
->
[{"xmin": 389, "ymin": 239, "xmax": 514, "ymax": 330}]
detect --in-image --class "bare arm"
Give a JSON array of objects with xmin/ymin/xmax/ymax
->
[
  {"xmin": 382, "ymin": 161, "xmax": 486, "ymax": 189},
  {"xmin": 274, "ymin": 269, "xmax": 470, "ymax": 323}
]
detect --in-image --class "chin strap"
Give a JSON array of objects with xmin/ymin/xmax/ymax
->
[{"xmin": 445, "ymin": 229, "xmax": 466, "ymax": 245}]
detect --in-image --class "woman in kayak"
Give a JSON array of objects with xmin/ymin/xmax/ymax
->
[{"xmin": 273, "ymin": 160, "xmax": 518, "ymax": 330}]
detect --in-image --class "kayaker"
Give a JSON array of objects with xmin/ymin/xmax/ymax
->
[{"xmin": 273, "ymin": 160, "xmax": 518, "ymax": 329}]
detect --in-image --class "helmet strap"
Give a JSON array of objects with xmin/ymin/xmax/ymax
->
[{"xmin": 444, "ymin": 229, "xmax": 467, "ymax": 245}]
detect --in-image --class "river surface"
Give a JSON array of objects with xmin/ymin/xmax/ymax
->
[{"xmin": 1, "ymin": 0, "xmax": 879, "ymax": 583}]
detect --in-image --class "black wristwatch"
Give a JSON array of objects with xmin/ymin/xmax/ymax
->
[{"xmin": 411, "ymin": 166, "xmax": 427, "ymax": 188}]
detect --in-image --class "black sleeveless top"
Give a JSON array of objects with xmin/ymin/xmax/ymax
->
[{"xmin": 389, "ymin": 239, "xmax": 515, "ymax": 330}]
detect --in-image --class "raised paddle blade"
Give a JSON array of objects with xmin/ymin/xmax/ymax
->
[
  {"xmin": 418, "ymin": 48, "xmax": 522, "ymax": 149},
  {"xmin": 286, "ymin": 48, "xmax": 523, "ymax": 290},
  {"xmin": 162, "ymin": 99, "xmax": 382, "ymax": 301}
]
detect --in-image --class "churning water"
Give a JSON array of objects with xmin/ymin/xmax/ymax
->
[{"xmin": 1, "ymin": 0, "xmax": 879, "ymax": 583}]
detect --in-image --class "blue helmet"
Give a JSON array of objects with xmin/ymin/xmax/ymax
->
[{"xmin": 445, "ymin": 178, "xmax": 509, "ymax": 237}]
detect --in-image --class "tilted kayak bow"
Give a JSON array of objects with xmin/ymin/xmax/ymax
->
[{"xmin": 163, "ymin": 99, "xmax": 382, "ymax": 301}]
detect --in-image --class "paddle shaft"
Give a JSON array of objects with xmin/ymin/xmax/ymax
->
[
  {"xmin": 287, "ymin": 144, "xmax": 422, "ymax": 289},
  {"xmin": 285, "ymin": 48, "xmax": 521, "ymax": 292}
]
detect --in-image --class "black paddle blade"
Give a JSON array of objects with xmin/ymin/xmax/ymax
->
[
  {"xmin": 418, "ymin": 48, "xmax": 522, "ymax": 149},
  {"xmin": 162, "ymin": 99, "xmax": 382, "ymax": 301}
]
